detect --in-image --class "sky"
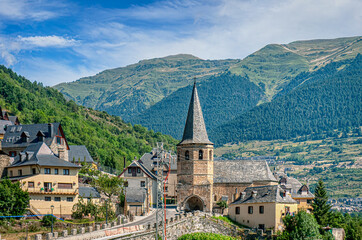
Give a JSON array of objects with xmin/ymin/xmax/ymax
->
[{"xmin": 0, "ymin": 0, "xmax": 361, "ymax": 86}]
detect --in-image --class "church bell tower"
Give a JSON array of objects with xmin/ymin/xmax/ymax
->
[{"xmin": 177, "ymin": 80, "xmax": 214, "ymax": 212}]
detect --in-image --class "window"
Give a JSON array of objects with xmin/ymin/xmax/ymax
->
[
  {"xmin": 137, "ymin": 168, "xmax": 141, "ymax": 173},
  {"xmin": 44, "ymin": 168, "xmax": 51, "ymax": 174},
  {"xmin": 128, "ymin": 168, "xmax": 131, "ymax": 173},
  {"xmin": 66, "ymin": 197, "xmax": 73, "ymax": 202},
  {"xmin": 18, "ymin": 169, "xmax": 22, "ymax": 176},
  {"xmin": 199, "ymin": 150, "xmax": 203, "ymax": 160},
  {"xmin": 9, "ymin": 151, "xmax": 17, "ymax": 157},
  {"xmin": 209, "ymin": 150, "xmax": 213, "ymax": 160},
  {"xmin": 248, "ymin": 206, "xmax": 253, "ymax": 214},
  {"xmin": 58, "ymin": 183, "xmax": 72, "ymax": 189},
  {"xmin": 56, "ymin": 136, "xmax": 62, "ymax": 144},
  {"xmin": 54, "ymin": 197, "xmax": 61, "ymax": 202},
  {"xmin": 285, "ymin": 206, "xmax": 290, "ymax": 215},
  {"xmin": 259, "ymin": 206, "xmax": 264, "ymax": 214},
  {"xmin": 185, "ymin": 151, "xmax": 189, "ymax": 160},
  {"xmin": 165, "ymin": 187, "xmax": 168, "ymax": 192},
  {"xmin": 140, "ymin": 181, "xmax": 145, "ymax": 187},
  {"xmin": 44, "ymin": 182, "xmax": 52, "ymax": 192},
  {"xmin": 54, "ymin": 169, "xmax": 58, "ymax": 175},
  {"xmin": 32, "ymin": 168, "xmax": 36, "ymax": 174},
  {"xmin": 9, "ymin": 170, "xmax": 13, "ymax": 177},
  {"xmin": 28, "ymin": 182, "xmax": 34, "ymax": 188},
  {"xmin": 177, "ymin": 153, "xmax": 180, "ymax": 161},
  {"xmin": 214, "ymin": 195, "xmax": 217, "ymax": 201},
  {"xmin": 45, "ymin": 197, "xmax": 51, "ymax": 201},
  {"xmin": 63, "ymin": 169, "xmax": 69, "ymax": 175},
  {"xmin": 235, "ymin": 207, "xmax": 240, "ymax": 215}
]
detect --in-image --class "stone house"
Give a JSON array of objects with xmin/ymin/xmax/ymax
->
[
  {"xmin": 6, "ymin": 142, "xmax": 80, "ymax": 218},
  {"xmin": 228, "ymin": 185, "xmax": 298, "ymax": 231},
  {"xmin": 119, "ymin": 160, "xmax": 157, "ymax": 216},
  {"xmin": 177, "ymin": 81, "xmax": 278, "ymax": 213}
]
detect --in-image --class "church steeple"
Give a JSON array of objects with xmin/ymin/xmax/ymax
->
[{"xmin": 179, "ymin": 80, "xmax": 213, "ymax": 145}]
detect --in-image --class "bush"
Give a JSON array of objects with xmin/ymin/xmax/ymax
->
[{"xmin": 41, "ymin": 215, "xmax": 56, "ymax": 227}]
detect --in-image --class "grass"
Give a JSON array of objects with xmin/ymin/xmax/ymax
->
[
  {"xmin": 178, "ymin": 232, "xmax": 238, "ymax": 240},
  {"xmin": 212, "ymin": 216, "xmax": 249, "ymax": 229}
]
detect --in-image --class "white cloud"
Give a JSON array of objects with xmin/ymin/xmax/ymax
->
[{"xmin": 18, "ymin": 36, "xmax": 77, "ymax": 48}]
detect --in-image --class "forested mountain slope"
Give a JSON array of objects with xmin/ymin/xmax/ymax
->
[
  {"xmin": 54, "ymin": 54, "xmax": 238, "ymax": 121},
  {"xmin": 210, "ymin": 54, "xmax": 362, "ymax": 145},
  {"xmin": 0, "ymin": 66, "xmax": 177, "ymax": 170},
  {"xmin": 131, "ymin": 72, "xmax": 265, "ymax": 138}
]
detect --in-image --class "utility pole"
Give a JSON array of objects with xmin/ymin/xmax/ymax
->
[{"xmin": 155, "ymin": 142, "xmax": 173, "ymax": 240}]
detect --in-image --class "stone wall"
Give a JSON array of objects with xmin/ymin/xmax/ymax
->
[{"xmin": 0, "ymin": 153, "xmax": 10, "ymax": 177}]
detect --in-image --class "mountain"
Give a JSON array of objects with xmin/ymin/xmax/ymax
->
[
  {"xmin": 210, "ymin": 54, "xmax": 362, "ymax": 145},
  {"xmin": 54, "ymin": 54, "xmax": 238, "ymax": 121},
  {"xmin": 131, "ymin": 72, "xmax": 265, "ymax": 138},
  {"xmin": 0, "ymin": 66, "xmax": 177, "ymax": 170}
]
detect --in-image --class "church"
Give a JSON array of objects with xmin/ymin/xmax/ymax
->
[{"xmin": 177, "ymin": 81, "xmax": 278, "ymax": 213}]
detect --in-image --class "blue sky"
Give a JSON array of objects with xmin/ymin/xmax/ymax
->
[{"xmin": 0, "ymin": 0, "xmax": 361, "ymax": 86}]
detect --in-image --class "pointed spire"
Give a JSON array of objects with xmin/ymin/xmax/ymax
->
[{"xmin": 178, "ymin": 80, "xmax": 213, "ymax": 145}]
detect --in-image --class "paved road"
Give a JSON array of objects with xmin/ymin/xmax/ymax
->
[{"xmin": 123, "ymin": 209, "xmax": 177, "ymax": 227}]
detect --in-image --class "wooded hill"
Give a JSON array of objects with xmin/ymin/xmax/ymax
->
[{"xmin": 0, "ymin": 66, "xmax": 177, "ymax": 170}]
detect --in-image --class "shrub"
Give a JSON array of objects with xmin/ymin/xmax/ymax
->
[{"xmin": 41, "ymin": 215, "xmax": 57, "ymax": 227}]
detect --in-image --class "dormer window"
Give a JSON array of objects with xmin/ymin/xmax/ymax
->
[
  {"xmin": 37, "ymin": 131, "xmax": 45, "ymax": 142},
  {"xmin": 199, "ymin": 150, "xmax": 203, "ymax": 160},
  {"xmin": 185, "ymin": 151, "xmax": 190, "ymax": 160},
  {"xmin": 21, "ymin": 131, "xmax": 30, "ymax": 142}
]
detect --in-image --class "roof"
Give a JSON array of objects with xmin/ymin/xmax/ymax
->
[
  {"xmin": 119, "ymin": 160, "xmax": 157, "ymax": 180},
  {"xmin": 125, "ymin": 187, "xmax": 146, "ymax": 203},
  {"xmin": 2, "ymin": 123, "xmax": 69, "ymax": 150},
  {"xmin": 231, "ymin": 185, "xmax": 297, "ymax": 205},
  {"xmin": 0, "ymin": 120, "xmax": 13, "ymax": 134},
  {"xmin": 277, "ymin": 175, "xmax": 315, "ymax": 199},
  {"xmin": 140, "ymin": 149, "xmax": 177, "ymax": 171},
  {"xmin": 9, "ymin": 142, "xmax": 80, "ymax": 168},
  {"xmin": 8, "ymin": 116, "xmax": 19, "ymax": 125},
  {"xmin": 178, "ymin": 81, "xmax": 213, "ymax": 145},
  {"xmin": 79, "ymin": 187, "xmax": 101, "ymax": 198},
  {"xmin": 213, "ymin": 160, "xmax": 277, "ymax": 184},
  {"xmin": 69, "ymin": 145, "xmax": 94, "ymax": 163}
]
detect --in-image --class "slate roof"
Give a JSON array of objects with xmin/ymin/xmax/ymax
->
[
  {"xmin": 2, "ymin": 123, "xmax": 69, "ymax": 149},
  {"xmin": 140, "ymin": 149, "xmax": 177, "ymax": 171},
  {"xmin": 9, "ymin": 142, "xmax": 80, "ymax": 168},
  {"xmin": 8, "ymin": 116, "xmax": 19, "ymax": 125},
  {"xmin": 178, "ymin": 81, "xmax": 212, "ymax": 145},
  {"xmin": 231, "ymin": 185, "xmax": 297, "ymax": 205},
  {"xmin": 69, "ymin": 145, "xmax": 94, "ymax": 163},
  {"xmin": 119, "ymin": 160, "xmax": 157, "ymax": 180},
  {"xmin": 0, "ymin": 120, "xmax": 13, "ymax": 134},
  {"xmin": 79, "ymin": 186, "xmax": 101, "ymax": 198},
  {"xmin": 213, "ymin": 160, "xmax": 277, "ymax": 184},
  {"xmin": 277, "ymin": 175, "xmax": 315, "ymax": 199},
  {"xmin": 126, "ymin": 187, "xmax": 146, "ymax": 203}
]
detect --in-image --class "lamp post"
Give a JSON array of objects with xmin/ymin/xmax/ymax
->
[
  {"xmin": 50, "ymin": 205, "xmax": 54, "ymax": 235},
  {"xmin": 106, "ymin": 199, "xmax": 108, "ymax": 225}
]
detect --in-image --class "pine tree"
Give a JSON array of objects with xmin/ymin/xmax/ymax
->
[{"xmin": 312, "ymin": 179, "xmax": 331, "ymax": 226}]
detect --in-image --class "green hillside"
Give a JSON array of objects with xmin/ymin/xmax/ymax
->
[
  {"xmin": 131, "ymin": 72, "xmax": 265, "ymax": 138},
  {"xmin": 54, "ymin": 54, "xmax": 238, "ymax": 121},
  {"xmin": 210, "ymin": 54, "xmax": 362, "ymax": 145},
  {"xmin": 0, "ymin": 66, "xmax": 177, "ymax": 171}
]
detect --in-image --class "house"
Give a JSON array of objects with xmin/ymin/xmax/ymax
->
[
  {"xmin": 79, "ymin": 186, "xmax": 101, "ymax": 204},
  {"xmin": 140, "ymin": 148, "xmax": 177, "ymax": 203},
  {"xmin": 119, "ymin": 160, "xmax": 157, "ymax": 216},
  {"xmin": 0, "ymin": 120, "xmax": 13, "ymax": 140},
  {"xmin": 8, "ymin": 116, "xmax": 20, "ymax": 125},
  {"xmin": 5, "ymin": 142, "xmax": 80, "ymax": 218},
  {"xmin": 69, "ymin": 145, "xmax": 97, "ymax": 169},
  {"xmin": 229, "ymin": 185, "xmax": 298, "ymax": 231},
  {"xmin": 278, "ymin": 175, "xmax": 314, "ymax": 212}
]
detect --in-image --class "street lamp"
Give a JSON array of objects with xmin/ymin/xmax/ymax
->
[{"xmin": 50, "ymin": 205, "xmax": 54, "ymax": 235}]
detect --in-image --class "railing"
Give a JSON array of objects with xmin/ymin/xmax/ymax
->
[
  {"xmin": 26, "ymin": 187, "xmax": 78, "ymax": 195},
  {"xmin": 28, "ymin": 204, "xmax": 42, "ymax": 216}
]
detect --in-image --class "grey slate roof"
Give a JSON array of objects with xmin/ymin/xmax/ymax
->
[
  {"xmin": 79, "ymin": 187, "xmax": 101, "ymax": 198},
  {"xmin": 213, "ymin": 160, "xmax": 277, "ymax": 184},
  {"xmin": 231, "ymin": 185, "xmax": 297, "ymax": 205},
  {"xmin": 8, "ymin": 116, "xmax": 19, "ymax": 125},
  {"xmin": 2, "ymin": 123, "xmax": 64, "ymax": 149},
  {"xmin": 120, "ymin": 160, "xmax": 157, "ymax": 180},
  {"xmin": 278, "ymin": 175, "xmax": 315, "ymax": 199},
  {"xmin": 140, "ymin": 149, "xmax": 177, "ymax": 171},
  {"xmin": 9, "ymin": 142, "xmax": 80, "ymax": 168},
  {"xmin": 178, "ymin": 82, "xmax": 213, "ymax": 145},
  {"xmin": 0, "ymin": 120, "xmax": 13, "ymax": 134},
  {"xmin": 69, "ymin": 145, "xmax": 94, "ymax": 163},
  {"xmin": 126, "ymin": 187, "xmax": 146, "ymax": 203}
]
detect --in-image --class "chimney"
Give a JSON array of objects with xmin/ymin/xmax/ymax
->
[
  {"xmin": 58, "ymin": 147, "xmax": 66, "ymax": 161},
  {"xmin": 252, "ymin": 191, "xmax": 257, "ymax": 198},
  {"xmin": 241, "ymin": 192, "xmax": 246, "ymax": 199},
  {"xmin": 48, "ymin": 123, "xmax": 53, "ymax": 137}
]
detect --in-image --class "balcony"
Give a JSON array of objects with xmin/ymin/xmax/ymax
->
[{"xmin": 26, "ymin": 187, "xmax": 78, "ymax": 195}]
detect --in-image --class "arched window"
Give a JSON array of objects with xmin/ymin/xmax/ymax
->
[
  {"xmin": 185, "ymin": 150, "xmax": 190, "ymax": 160},
  {"xmin": 214, "ymin": 195, "xmax": 217, "ymax": 201},
  {"xmin": 199, "ymin": 150, "xmax": 203, "ymax": 160},
  {"xmin": 209, "ymin": 150, "xmax": 213, "ymax": 160}
]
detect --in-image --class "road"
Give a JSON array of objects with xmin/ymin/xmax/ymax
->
[{"xmin": 123, "ymin": 209, "xmax": 177, "ymax": 227}]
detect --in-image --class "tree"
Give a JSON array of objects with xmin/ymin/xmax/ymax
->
[
  {"xmin": 0, "ymin": 179, "xmax": 30, "ymax": 216},
  {"xmin": 278, "ymin": 211, "xmax": 322, "ymax": 240},
  {"xmin": 216, "ymin": 200, "xmax": 228, "ymax": 215},
  {"xmin": 90, "ymin": 172, "xmax": 124, "ymax": 200},
  {"xmin": 312, "ymin": 179, "xmax": 331, "ymax": 226}
]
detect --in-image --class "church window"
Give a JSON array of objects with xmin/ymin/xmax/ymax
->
[
  {"xmin": 185, "ymin": 151, "xmax": 189, "ymax": 160},
  {"xmin": 248, "ymin": 206, "xmax": 253, "ymax": 214},
  {"xmin": 209, "ymin": 150, "xmax": 212, "ymax": 160},
  {"xmin": 235, "ymin": 207, "xmax": 240, "ymax": 215},
  {"xmin": 199, "ymin": 150, "xmax": 203, "ymax": 160}
]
